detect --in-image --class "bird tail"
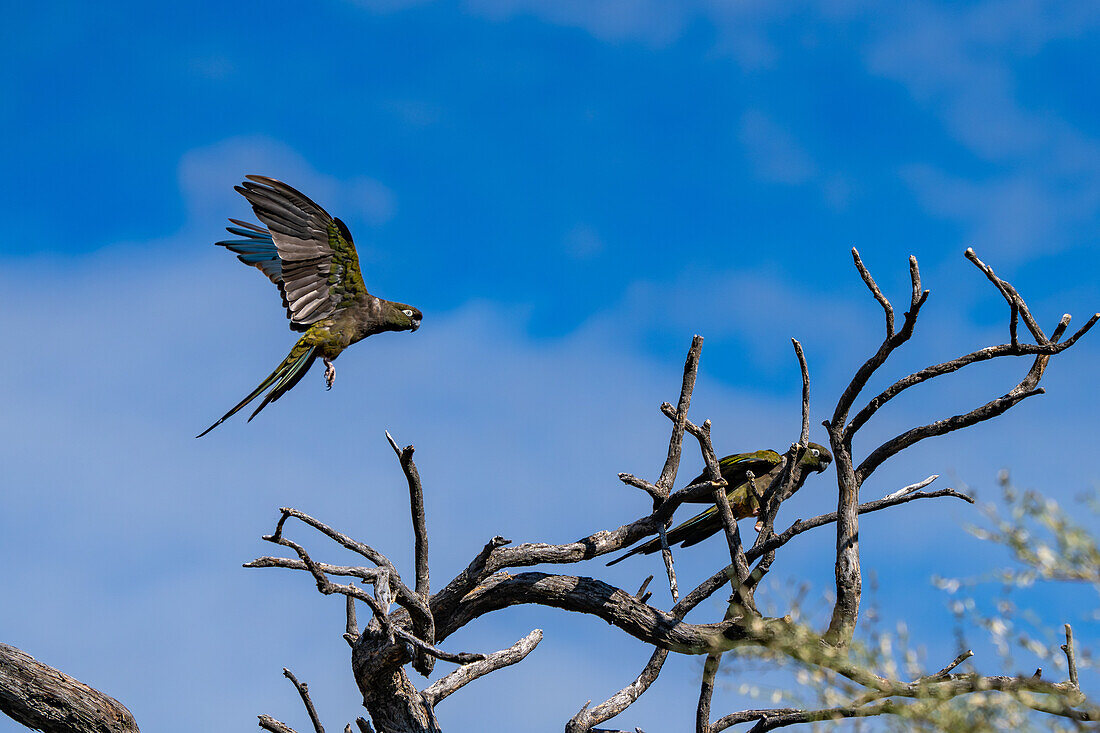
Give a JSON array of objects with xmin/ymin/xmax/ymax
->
[
  {"xmin": 196, "ymin": 335, "xmax": 319, "ymax": 437},
  {"xmin": 605, "ymin": 506, "xmax": 721, "ymax": 566}
]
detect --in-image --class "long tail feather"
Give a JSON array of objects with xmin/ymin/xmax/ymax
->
[
  {"xmin": 246, "ymin": 346, "xmax": 317, "ymax": 422},
  {"xmin": 605, "ymin": 506, "xmax": 721, "ymax": 566},
  {"xmin": 196, "ymin": 337, "xmax": 318, "ymax": 438}
]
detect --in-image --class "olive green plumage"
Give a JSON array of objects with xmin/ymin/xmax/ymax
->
[
  {"xmin": 197, "ymin": 175, "xmax": 422, "ymax": 437},
  {"xmin": 607, "ymin": 442, "xmax": 832, "ymax": 565}
]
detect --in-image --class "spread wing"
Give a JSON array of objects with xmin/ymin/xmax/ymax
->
[{"xmin": 216, "ymin": 175, "xmax": 369, "ymax": 329}]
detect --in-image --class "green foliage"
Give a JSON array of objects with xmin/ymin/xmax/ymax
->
[{"xmin": 716, "ymin": 474, "xmax": 1097, "ymax": 731}]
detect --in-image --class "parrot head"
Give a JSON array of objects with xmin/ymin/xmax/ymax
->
[
  {"xmin": 387, "ymin": 302, "xmax": 423, "ymax": 332},
  {"xmin": 798, "ymin": 442, "xmax": 832, "ymax": 473}
]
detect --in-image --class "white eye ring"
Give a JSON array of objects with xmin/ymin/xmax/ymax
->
[
  {"xmin": 402, "ymin": 309, "xmax": 414, "ymax": 317},
  {"xmin": 811, "ymin": 448, "xmax": 820, "ymax": 458}
]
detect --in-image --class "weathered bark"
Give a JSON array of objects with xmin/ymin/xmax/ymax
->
[
  {"xmin": 351, "ymin": 630, "xmax": 437, "ymax": 733},
  {"xmin": 0, "ymin": 644, "xmax": 139, "ymax": 733}
]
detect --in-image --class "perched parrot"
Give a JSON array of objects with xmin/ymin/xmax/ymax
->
[
  {"xmin": 197, "ymin": 175, "xmax": 422, "ymax": 437},
  {"xmin": 606, "ymin": 442, "xmax": 832, "ymax": 565}
]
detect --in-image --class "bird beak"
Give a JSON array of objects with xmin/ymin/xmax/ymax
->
[{"xmin": 411, "ymin": 320, "xmax": 421, "ymax": 332}]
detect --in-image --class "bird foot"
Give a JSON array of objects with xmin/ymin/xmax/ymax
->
[{"xmin": 323, "ymin": 358, "xmax": 336, "ymax": 390}]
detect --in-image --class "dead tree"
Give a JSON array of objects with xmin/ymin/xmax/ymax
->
[{"xmin": 1, "ymin": 249, "xmax": 1097, "ymax": 733}]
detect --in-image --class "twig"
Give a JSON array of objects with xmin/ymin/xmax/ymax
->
[
  {"xmin": 282, "ymin": 669, "xmax": 325, "ymax": 733},
  {"xmin": 831, "ymin": 248, "xmax": 929, "ymax": 431},
  {"xmin": 926, "ymin": 649, "xmax": 973, "ymax": 680},
  {"xmin": 656, "ymin": 336, "xmax": 704, "ymax": 496},
  {"xmin": 852, "ymin": 248, "xmax": 895, "ymax": 338},
  {"xmin": 618, "ymin": 473, "xmax": 663, "ymax": 504},
  {"xmin": 421, "ymin": 629, "xmax": 543, "ymax": 706},
  {"xmin": 1062, "ymin": 624, "xmax": 1079, "ymax": 690},
  {"xmin": 260, "ymin": 521, "xmax": 484, "ymax": 666},
  {"xmin": 270, "ymin": 508, "xmax": 430, "ymax": 626},
  {"xmin": 792, "ymin": 339, "xmax": 810, "ymax": 448},
  {"xmin": 658, "ymin": 525, "xmax": 679, "ymax": 602},
  {"xmin": 965, "ymin": 247, "xmax": 1047, "ymax": 344},
  {"xmin": 882, "ymin": 475, "xmax": 939, "ymax": 501}
]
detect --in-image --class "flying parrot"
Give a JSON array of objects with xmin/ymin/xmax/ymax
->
[
  {"xmin": 606, "ymin": 442, "xmax": 832, "ymax": 565},
  {"xmin": 197, "ymin": 175, "xmax": 422, "ymax": 437}
]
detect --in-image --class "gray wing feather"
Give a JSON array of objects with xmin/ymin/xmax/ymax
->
[{"xmin": 234, "ymin": 176, "xmax": 348, "ymax": 326}]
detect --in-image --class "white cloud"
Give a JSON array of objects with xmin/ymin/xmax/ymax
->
[
  {"xmin": 352, "ymin": 0, "xmax": 1100, "ymax": 258},
  {"xmin": 178, "ymin": 136, "xmax": 397, "ymax": 228},
  {"xmin": 866, "ymin": 2, "xmax": 1100, "ymax": 255}
]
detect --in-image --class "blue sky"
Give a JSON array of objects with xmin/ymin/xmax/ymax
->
[{"xmin": 2, "ymin": 1, "xmax": 1098, "ymax": 730}]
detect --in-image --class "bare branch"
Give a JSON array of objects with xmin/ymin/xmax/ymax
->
[
  {"xmin": 385, "ymin": 432, "xmax": 430, "ymax": 599},
  {"xmin": 832, "ymin": 250, "xmax": 930, "ymax": 430},
  {"xmin": 283, "ymin": 669, "xmax": 325, "ymax": 733},
  {"xmin": 659, "ymin": 404, "xmax": 751, "ymax": 601},
  {"xmin": 569, "ymin": 533, "xmax": 767, "ymax": 733},
  {"xmin": 259, "ymin": 520, "xmax": 484, "ymax": 668},
  {"xmin": 618, "ymin": 473, "xmax": 663, "ymax": 503},
  {"xmin": 697, "ymin": 653, "xmax": 721, "ymax": 733},
  {"xmin": 421, "ymin": 629, "xmax": 543, "ymax": 707},
  {"xmin": 385, "ymin": 431, "xmax": 434, "ymax": 677},
  {"xmin": 792, "ymin": 339, "xmax": 810, "ymax": 447},
  {"xmin": 656, "ymin": 335, "xmax": 704, "ymax": 496},
  {"xmin": 272, "ymin": 509, "xmax": 429, "ymax": 624},
  {"xmin": 675, "ymin": 483, "xmax": 974, "ymax": 632},
  {"xmin": 855, "ymin": 386, "xmax": 1044, "ymax": 484},
  {"xmin": 882, "ymin": 474, "xmax": 939, "ymax": 501},
  {"xmin": 824, "ymin": 253, "xmax": 930, "ymax": 647},
  {"xmin": 844, "ymin": 332, "xmax": 1095, "ymax": 440},
  {"xmin": 244, "ymin": 557, "xmax": 380, "ymax": 583},
  {"xmin": 434, "ymin": 571, "xmax": 786, "ymax": 655},
  {"xmin": 568, "ymin": 649, "xmax": 668, "ymax": 733},
  {"xmin": 0, "ymin": 643, "xmax": 140, "ymax": 733},
  {"xmin": 926, "ymin": 649, "xmax": 973, "ymax": 681},
  {"xmin": 345, "ymin": 596, "xmax": 359, "ymax": 646},
  {"xmin": 852, "ymin": 248, "xmax": 894, "ymax": 338},
  {"xmin": 1062, "ymin": 624, "xmax": 1079, "ymax": 690},
  {"xmin": 657, "ymin": 525, "xmax": 679, "ymax": 602},
  {"xmin": 965, "ymin": 247, "xmax": 1047, "ymax": 344},
  {"xmin": 259, "ymin": 715, "xmax": 299, "ymax": 733}
]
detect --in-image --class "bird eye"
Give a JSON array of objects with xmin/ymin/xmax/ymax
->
[
  {"xmin": 811, "ymin": 448, "xmax": 820, "ymax": 458},
  {"xmin": 402, "ymin": 309, "xmax": 414, "ymax": 317}
]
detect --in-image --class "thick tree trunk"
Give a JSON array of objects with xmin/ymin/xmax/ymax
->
[{"xmin": 352, "ymin": 631, "xmax": 438, "ymax": 733}]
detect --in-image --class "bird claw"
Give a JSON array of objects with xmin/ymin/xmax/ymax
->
[{"xmin": 323, "ymin": 359, "xmax": 336, "ymax": 390}]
